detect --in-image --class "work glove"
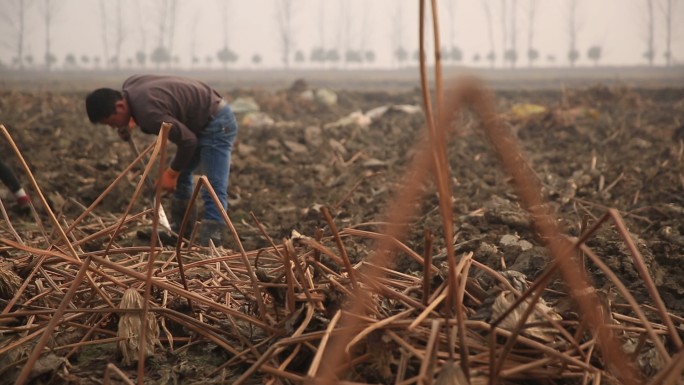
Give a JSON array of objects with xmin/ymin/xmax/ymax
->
[{"xmin": 159, "ymin": 168, "xmax": 180, "ymax": 193}]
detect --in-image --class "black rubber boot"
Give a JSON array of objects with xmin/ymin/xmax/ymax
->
[
  {"xmin": 170, "ymin": 198, "xmax": 196, "ymax": 239},
  {"xmin": 198, "ymin": 220, "xmax": 226, "ymax": 247}
]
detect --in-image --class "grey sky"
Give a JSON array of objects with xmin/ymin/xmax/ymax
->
[{"xmin": 1, "ymin": 0, "xmax": 683, "ymax": 69}]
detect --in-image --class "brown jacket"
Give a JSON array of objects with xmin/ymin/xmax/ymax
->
[{"xmin": 122, "ymin": 75, "xmax": 222, "ymax": 170}]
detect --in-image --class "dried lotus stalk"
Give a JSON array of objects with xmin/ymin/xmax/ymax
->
[{"xmin": 117, "ymin": 288, "xmax": 159, "ymax": 366}]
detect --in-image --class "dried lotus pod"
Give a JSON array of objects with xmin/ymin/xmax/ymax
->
[{"xmin": 117, "ymin": 288, "xmax": 160, "ymax": 366}]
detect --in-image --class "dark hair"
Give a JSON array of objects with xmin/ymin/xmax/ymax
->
[{"xmin": 85, "ymin": 88, "xmax": 123, "ymax": 123}]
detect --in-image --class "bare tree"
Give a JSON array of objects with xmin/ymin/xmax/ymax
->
[
  {"xmin": 500, "ymin": 0, "xmax": 508, "ymax": 67},
  {"xmin": 643, "ymin": 0, "xmax": 655, "ymax": 66},
  {"xmin": 566, "ymin": 0, "xmax": 581, "ymax": 67},
  {"xmin": 168, "ymin": 0, "xmax": 178, "ymax": 61},
  {"xmin": 506, "ymin": 0, "xmax": 519, "ymax": 68},
  {"xmin": 325, "ymin": 48, "xmax": 340, "ymax": 67},
  {"xmin": 218, "ymin": 0, "xmax": 231, "ymax": 47},
  {"xmin": 97, "ymin": 0, "xmax": 126, "ymax": 70},
  {"xmin": 444, "ymin": 0, "xmax": 457, "ymax": 60},
  {"xmin": 526, "ymin": 0, "xmax": 539, "ymax": 67},
  {"xmin": 340, "ymin": 0, "xmax": 370, "ymax": 68},
  {"xmin": 98, "ymin": 0, "xmax": 110, "ymax": 68},
  {"xmin": 1, "ymin": 0, "xmax": 33, "ymax": 69},
  {"xmin": 481, "ymin": 0, "xmax": 497, "ymax": 68},
  {"xmin": 113, "ymin": 1, "xmax": 126, "ymax": 69},
  {"xmin": 64, "ymin": 53, "xmax": 77, "ymax": 69},
  {"xmin": 339, "ymin": 0, "xmax": 351, "ymax": 67},
  {"xmin": 391, "ymin": 1, "xmax": 406, "ymax": 68},
  {"xmin": 251, "ymin": 53, "xmax": 262, "ymax": 67},
  {"xmin": 216, "ymin": 0, "xmax": 238, "ymax": 68},
  {"xmin": 189, "ymin": 9, "xmax": 199, "ymax": 68},
  {"xmin": 132, "ymin": 2, "xmax": 149, "ymax": 68},
  {"xmin": 587, "ymin": 45, "xmax": 602, "ymax": 66},
  {"xmin": 150, "ymin": 0, "xmax": 179, "ymax": 69},
  {"xmin": 310, "ymin": 1, "xmax": 326, "ymax": 67},
  {"xmin": 157, "ymin": 0, "xmax": 167, "ymax": 52},
  {"xmin": 660, "ymin": 0, "xmax": 679, "ymax": 66},
  {"xmin": 40, "ymin": 0, "xmax": 61, "ymax": 71},
  {"xmin": 275, "ymin": 0, "xmax": 295, "ymax": 68},
  {"xmin": 318, "ymin": 1, "xmax": 325, "ymax": 50},
  {"xmin": 358, "ymin": 0, "xmax": 373, "ymax": 66},
  {"xmin": 295, "ymin": 50, "xmax": 305, "ymax": 65}
]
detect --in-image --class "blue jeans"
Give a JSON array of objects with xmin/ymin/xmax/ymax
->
[{"xmin": 173, "ymin": 105, "xmax": 238, "ymax": 221}]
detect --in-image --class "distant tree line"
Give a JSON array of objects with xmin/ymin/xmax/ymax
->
[{"xmin": 0, "ymin": 0, "xmax": 680, "ymax": 71}]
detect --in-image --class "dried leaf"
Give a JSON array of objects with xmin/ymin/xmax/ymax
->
[
  {"xmin": 435, "ymin": 361, "xmax": 470, "ymax": 385},
  {"xmin": 491, "ymin": 291, "xmax": 561, "ymax": 342},
  {"xmin": 0, "ymin": 261, "xmax": 21, "ymax": 300},
  {"xmin": 117, "ymin": 288, "xmax": 160, "ymax": 366}
]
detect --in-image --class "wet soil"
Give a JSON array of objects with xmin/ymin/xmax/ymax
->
[{"xmin": 0, "ymin": 72, "xmax": 683, "ymax": 383}]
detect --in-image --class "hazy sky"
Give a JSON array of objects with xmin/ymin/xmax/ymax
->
[{"xmin": 1, "ymin": 0, "xmax": 682, "ymax": 69}]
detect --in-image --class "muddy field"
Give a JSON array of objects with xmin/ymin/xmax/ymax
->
[{"xmin": 0, "ymin": 69, "xmax": 683, "ymax": 384}]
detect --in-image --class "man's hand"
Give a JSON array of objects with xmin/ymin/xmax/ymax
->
[
  {"xmin": 117, "ymin": 117, "xmax": 137, "ymax": 141},
  {"xmin": 159, "ymin": 168, "xmax": 180, "ymax": 193},
  {"xmin": 117, "ymin": 125, "xmax": 133, "ymax": 141}
]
